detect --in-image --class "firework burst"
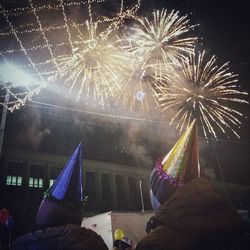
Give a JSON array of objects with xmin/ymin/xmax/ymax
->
[
  {"xmin": 155, "ymin": 50, "xmax": 249, "ymax": 139},
  {"xmin": 57, "ymin": 20, "xmax": 134, "ymax": 105},
  {"xmin": 129, "ymin": 9, "xmax": 197, "ymax": 80},
  {"xmin": 117, "ymin": 8, "xmax": 197, "ymax": 111},
  {"xmin": 54, "ymin": 0, "xmax": 142, "ymax": 105}
]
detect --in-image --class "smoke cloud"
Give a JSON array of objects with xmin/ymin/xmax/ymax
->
[{"xmin": 16, "ymin": 108, "xmax": 51, "ymax": 150}]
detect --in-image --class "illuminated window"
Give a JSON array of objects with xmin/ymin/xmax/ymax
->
[
  {"xmin": 29, "ymin": 164, "xmax": 45, "ymax": 188},
  {"xmin": 6, "ymin": 175, "xmax": 22, "ymax": 186},
  {"xmin": 6, "ymin": 161, "xmax": 25, "ymax": 186},
  {"xmin": 29, "ymin": 177, "xmax": 43, "ymax": 188},
  {"xmin": 49, "ymin": 179, "xmax": 55, "ymax": 187}
]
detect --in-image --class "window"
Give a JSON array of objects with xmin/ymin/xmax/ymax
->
[
  {"xmin": 29, "ymin": 164, "xmax": 44, "ymax": 188},
  {"xmin": 6, "ymin": 161, "xmax": 25, "ymax": 186},
  {"xmin": 6, "ymin": 175, "xmax": 22, "ymax": 186},
  {"xmin": 49, "ymin": 179, "xmax": 55, "ymax": 187},
  {"xmin": 29, "ymin": 177, "xmax": 43, "ymax": 188}
]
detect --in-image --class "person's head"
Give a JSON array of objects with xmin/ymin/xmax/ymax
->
[{"xmin": 114, "ymin": 228, "xmax": 125, "ymax": 241}]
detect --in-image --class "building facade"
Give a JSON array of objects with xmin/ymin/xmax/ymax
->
[
  {"xmin": 1, "ymin": 147, "xmax": 250, "ymax": 239},
  {"xmin": 0, "ymin": 147, "xmax": 152, "ymax": 238}
]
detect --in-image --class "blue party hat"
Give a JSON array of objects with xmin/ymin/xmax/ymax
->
[
  {"xmin": 36, "ymin": 143, "xmax": 84, "ymax": 227},
  {"xmin": 49, "ymin": 143, "xmax": 84, "ymax": 205}
]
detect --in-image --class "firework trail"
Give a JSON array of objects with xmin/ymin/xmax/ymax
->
[{"xmin": 155, "ymin": 50, "xmax": 248, "ymax": 139}]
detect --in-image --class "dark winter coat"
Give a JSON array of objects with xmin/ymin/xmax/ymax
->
[
  {"xmin": 136, "ymin": 178, "xmax": 249, "ymax": 250},
  {"xmin": 11, "ymin": 224, "xmax": 108, "ymax": 250}
]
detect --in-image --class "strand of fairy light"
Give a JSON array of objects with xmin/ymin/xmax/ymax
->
[
  {"xmin": 0, "ymin": 0, "xmax": 106, "ymax": 17},
  {"xmin": 0, "ymin": 0, "xmax": 130, "ymax": 33},
  {"xmin": 0, "ymin": 6, "xmax": 142, "ymax": 69},
  {"xmin": 0, "ymin": 11, "xmax": 141, "ymax": 38},
  {"xmin": 0, "ymin": 40, "xmax": 85, "ymax": 57},
  {"xmin": 3, "ymin": 85, "xmax": 44, "ymax": 112},
  {"xmin": 0, "ymin": 22, "xmax": 88, "ymax": 37},
  {"xmin": 0, "ymin": 4, "xmax": 45, "ymax": 85},
  {"xmin": 98, "ymin": 0, "xmax": 142, "ymax": 40},
  {"xmin": 1, "ymin": 41, "xmax": 86, "ymax": 71},
  {"xmin": 87, "ymin": 0, "xmax": 93, "ymax": 27},
  {"xmin": 29, "ymin": 0, "xmax": 61, "ymax": 75},
  {"xmin": 58, "ymin": 0, "xmax": 75, "ymax": 56},
  {"xmin": 0, "ymin": 0, "xmax": 142, "ymax": 40},
  {"xmin": 0, "ymin": 4, "xmax": 47, "ymax": 111},
  {"xmin": 1, "ymin": 0, "xmax": 144, "ymax": 109},
  {"xmin": 120, "ymin": 0, "xmax": 124, "ymax": 14}
]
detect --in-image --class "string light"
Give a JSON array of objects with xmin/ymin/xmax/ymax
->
[
  {"xmin": 58, "ymin": 0, "xmax": 75, "ymax": 56},
  {"xmin": 0, "ymin": 0, "xmax": 106, "ymax": 17},
  {"xmin": 29, "ymin": 0, "xmax": 60, "ymax": 74},
  {"xmin": 0, "ymin": 4, "xmax": 47, "ymax": 111},
  {"xmin": 0, "ymin": 4, "xmax": 46, "ymax": 85}
]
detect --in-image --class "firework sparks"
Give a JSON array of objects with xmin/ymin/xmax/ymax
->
[
  {"xmin": 57, "ymin": 21, "xmax": 134, "ymax": 104},
  {"xmin": 117, "ymin": 63, "xmax": 150, "ymax": 111},
  {"xmin": 155, "ymin": 50, "xmax": 248, "ymax": 139},
  {"xmin": 117, "ymin": 8, "xmax": 197, "ymax": 111},
  {"xmin": 54, "ymin": 0, "xmax": 142, "ymax": 104},
  {"xmin": 129, "ymin": 9, "xmax": 197, "ymax": 80}
]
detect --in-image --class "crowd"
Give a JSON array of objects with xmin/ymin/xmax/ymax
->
[{"xmin": 1, "ymin": 142, "xmax": 249, "ymax": 249}]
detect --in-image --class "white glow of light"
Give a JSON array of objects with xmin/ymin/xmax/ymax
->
[
  {"xmin": 136, "ymin": 91, "xmax": 145, "ymax": 101},
  {"xmin": 0, "ymin": 63, "xmax": 37, "ymax": 87}
]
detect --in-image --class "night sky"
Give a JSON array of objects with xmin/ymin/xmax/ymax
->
[{"xmin": 1, "ymin": 0, "xmax": 250, "ymax": 185}]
